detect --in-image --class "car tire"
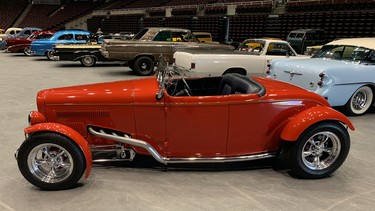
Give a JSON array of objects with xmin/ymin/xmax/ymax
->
[
  {"xmin": 80, "ymin": 55, "xmax": 97, "ymax": 67},
  {"xmin": 133, "ymin": 56, "xmax": 155, "ymax": 76},
  {"xmin": 23, "ymin": 46, "xmax": 31, "ymax": 56},
  {"xmin": 17, "ymin": 133, "xmax": 86, "ymax": 190},
  {"xmin": 345, "ymin": 86, "xmax": 373, "ymax": 116},
  {"xmin": 283, "ymin": 122, "xmax": 350, "ymax": 179},
  {"xmin": 46, "ymin": 51, "xmax": 54, "ymax": 60}
]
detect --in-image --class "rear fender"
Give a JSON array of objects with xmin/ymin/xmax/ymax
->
[
  {"xmin": 281, "ymin": 106, "xmax": 355, "ymax": 141},
  {"xmin": 24, "ymin": 123, "xmax": 92, "ymax": 178}
]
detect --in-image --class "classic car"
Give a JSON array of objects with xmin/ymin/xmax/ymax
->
[
  {"xmin": 268, "ymin": 38, "xmax": 375, "ymax": 115},
  {"xmin": 0, "ymin": 27, "xmax": 41, "ymax": 50},
  {"xmin": 52, "ymin": 43, "xmax": 107, "ymax": 67},
  {"xmin": 100, "ymin": 27, "xmax": 234, "ymax": 76},
  {"xmin": 173, "ymin": 39, "xmax": 308, "ymax": 77},
  {"xmin": 30, "ymin": 29, "xmax": 91, "ymax": 60},
  {"xmin": 0, "ymin": 27, "xmax": 22, "ymax": 42},
  {"xmin": 16, "ymin": 57, "xmax": 353, "ymax": 190},
  {"xmin": 192, "ymin": 32, "xmax": 218, "ymax": 43},
  {"xmin": 6, "ymin": 30, "xmax": 54, "ymax": 55},
  {"xmin": 287, "ymin": 29, "xmax": 326, "ymax": 54}
]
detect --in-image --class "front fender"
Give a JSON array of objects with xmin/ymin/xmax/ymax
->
[
  {"xmin": 24, "ymin": 123, "xmax": 92, "ymax": 178},
  {"xmin": 281, "ymin": 106, "xmax": 355, "ymax": 141}
]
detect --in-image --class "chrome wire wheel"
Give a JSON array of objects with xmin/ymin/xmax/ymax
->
[
  {"xmin": 27, "ymin": 143, "xmax": 74, "ymax": 184},
  {"xmin": 348, "ymin": 86, "xmax": 373, "ymax": 115},
  {"xmin": 301, "ymin": 131, "xmax": 341, "ymax": 171}
]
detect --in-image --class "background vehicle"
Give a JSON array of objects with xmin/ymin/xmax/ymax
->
[
  {"xmin": 287, "ymin": 29, "xmax": 326, "ymax": 54},
  {"xmin": 30, "ymin": 29, "xmax": 91, "ymax": 60},
  {"xmin": 0, "ymin": 27, "xmax": 41, "ymax": 50},
  {"xmin": 100, "ymin": 27, "xmax": 234, "ymax": 76},
  {"xmin": 16, "ymin": 59, "xmax": 354, "ymax": 190},
  {"xmin": 6, "ymin": 30, "xmax": 54, "ymax": 55},
  {"xmin": 174, "ymin": 38, "xmax": 307, "ymax": 77},
  {"xmin": 268, "ymin": 38, "xmax": 375, "ymax": 115},
  {"xmin": 0, "ymin": 27, "xmax": 22, "ymax": 41},
  {"xmin": 52, "ymin": 43, "xmax": 107, "ymax": 67}
]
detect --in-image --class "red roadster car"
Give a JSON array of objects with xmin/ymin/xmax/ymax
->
[
  {"xmin": 16, "ymin": 59, "xmax": 354, "ymax": 190},
  {"xmin": 6, "ymin": 30, "xmax": 54, "ymax": 55}
]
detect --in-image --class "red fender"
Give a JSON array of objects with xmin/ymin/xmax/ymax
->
[
  {"xmin": 281, "ymin": 106, "xmax": 355, "ymax": 141},
  {"xmin": 24, "ymin": 123, "xmax": 92, "ymax": 178}
]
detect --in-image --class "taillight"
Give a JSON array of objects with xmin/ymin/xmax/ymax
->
[
  {"xmin": 266, "ymin": 64, "xmax": 271, "ymax": 75},
  {"xmin": 318, "ymin": 72, "xmax": 325, "ymax": 86},
  {"xmin": 191, "ymin": 63, "xmax": 195, "ymax": 69}
]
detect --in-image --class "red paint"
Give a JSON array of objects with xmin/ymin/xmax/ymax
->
[{"xmin": 24, "ymin": 76, "xmax": 354, "ymax": 177}]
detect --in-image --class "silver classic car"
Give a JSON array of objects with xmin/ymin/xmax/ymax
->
[{"xmin": 268, "ymin": 38, "xmax": 375, "ymax": 115}]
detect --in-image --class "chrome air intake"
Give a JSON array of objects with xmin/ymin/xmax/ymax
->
[{"xmin": 88, "ymin": 127, "xmax": 276, "ymax": 164}]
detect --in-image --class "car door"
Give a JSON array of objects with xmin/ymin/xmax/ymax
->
[
  {"xmin": 164, "ymin": 93, "xmax": 229, "ymax": 158},
  {"xmin": 226, "ymin": 94, "xmax": 281, "ymax": 155}
]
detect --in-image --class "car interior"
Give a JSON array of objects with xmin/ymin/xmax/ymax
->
[{"xmin": 166, "ymin": 73, "xmax": 265, "ymax": 97}]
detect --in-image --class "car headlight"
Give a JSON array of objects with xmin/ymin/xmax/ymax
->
[{"xmin": 28, "ymin": 111, "xmax": 46, "ymax": 126}]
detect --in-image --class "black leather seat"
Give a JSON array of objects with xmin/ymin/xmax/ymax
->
[{"xmin": 217, "ymin": 73, "xmax": 264, "ymax": 96}]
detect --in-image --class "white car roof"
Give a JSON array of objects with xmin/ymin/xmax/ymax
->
[{"xmin": 327, "ymin": 38, "xmax": 375, "ymax": 50}]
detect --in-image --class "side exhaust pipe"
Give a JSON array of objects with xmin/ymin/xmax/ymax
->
[{"xmin": 88, "ymin": 127, "xmax": 276, "ymax": 164}]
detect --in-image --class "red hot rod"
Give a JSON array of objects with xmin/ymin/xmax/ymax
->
[{"xmin": 16, "ymin": 59, "xmax": 354, "ymax": 190}]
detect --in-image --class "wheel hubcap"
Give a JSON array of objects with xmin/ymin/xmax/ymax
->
[
  {"xmin": 141, "ymin": 62, "xmax": 148, "ymax": 71},
  {"xmin": 352, "ymin": 90, "xmax": 368, "ymax": 110},
  {"xmin": 302, "ymin": 132, "xmax": 341, "ymax": 170},
  {"xmin": 28, "ymin": 143, "xmax": 73, "ymax": 183},
  {"xmin": 83, "ymin": 56, "xmax": 93, "ymax": 64}
]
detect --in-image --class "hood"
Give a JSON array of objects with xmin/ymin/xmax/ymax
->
[
  {"xmin": 38, "ymin": 80, "xmax": 135, "ymax": 106},
  {"xmin": 38, "ymin": 77, "xmax": 160, "ymax": 106}
]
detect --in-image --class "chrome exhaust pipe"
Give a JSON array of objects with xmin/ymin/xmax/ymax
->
[{"xmin": 88, "ymin": 127, "xmax": 276, "ymax": 164}]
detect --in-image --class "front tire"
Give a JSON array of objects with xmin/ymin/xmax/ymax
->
[
  {"xmin": 133, "ymin": 56, "xmax": 155, "ymax": 76},
  {"xmin": 345, "ymin": 86, "xmax": 373, "ymax": 115},
  {"xmin": 17, "ymin": 133, "xmax": 86, "ymax": 190},
  {"xmin": 284, "ymin": 122, "xmax": 350, "ymax": 179},
  {"xmin": 80, "ymin": 55, "xmax": 97, "ymax": 67}
]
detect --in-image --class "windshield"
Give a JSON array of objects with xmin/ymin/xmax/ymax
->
[{"xmin": 312, "ymin": 45, "xmax": 375, "ymax": 64}]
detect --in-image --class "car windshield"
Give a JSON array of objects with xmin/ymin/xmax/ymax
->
[{"xmin": 312, "ymin": 45, "xmax": 375, "ymax": 64}]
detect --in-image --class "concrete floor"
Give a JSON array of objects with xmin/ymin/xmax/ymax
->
[{"xmin": 0, "ymin": 52, "xmax": 375, "ymax": 211}]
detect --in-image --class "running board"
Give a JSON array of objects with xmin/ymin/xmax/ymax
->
[{"xmin": 88, "ymin": 127, "xmax": 276, "ymax": 164}]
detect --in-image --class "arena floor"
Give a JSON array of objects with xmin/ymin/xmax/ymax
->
[{"xmin": 0, "ymin": 52, "xmax": 374, "ymax": 211}]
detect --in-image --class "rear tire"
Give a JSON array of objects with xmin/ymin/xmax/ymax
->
[
  {"xmin": 345, "ymin": 86, "xmax": 373, "ymax": 116},
  {"xmin": 133, "ymin": 56, "xmax": 155, "ymax": 76},
  {"xmin": 46, "ymin": 51, "xmax": 54, "ymax": 60},
  {"xmin": 23, "ymin": 46, "xmax": 31, "ymax": 56},
  {"xmin": 80, "ymin": 55, "xmax": 97, "ymax": 67},
  {"xmin": 284, "ymin": 122, "xmax": 350, "ymax": 179},
  {"xmin": 17, "ymin": 133, "xmax": 86, "ymax": 190}
]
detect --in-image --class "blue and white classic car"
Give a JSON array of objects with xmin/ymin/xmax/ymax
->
[
  {"xmin": 30, "ymin": 29, "xmax": 91, "ymax": 60},
  {"xmin": 268, "ymin": 38, "xmax": 375, "ymax": 115}
]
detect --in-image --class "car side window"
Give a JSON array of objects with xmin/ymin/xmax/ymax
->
[
  {"xmin": 153, "ymin": 31, "xmax": 172, "ymax": 41},
  {"xmin": 266, "ymin": 43, "xmax": 292, "ymax": 56},
  {"xmin": 24, "ymin": 30, "xmax": 32, "ymax": 36},
  {"xmin": 75, "ymin": 34, "xmax": 88, "ymax": 41},
  {"xmin": 58, "ymin": 34, "xmax": 73, "ymax": 40}
]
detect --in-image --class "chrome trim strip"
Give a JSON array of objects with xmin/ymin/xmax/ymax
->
[{"xmin": 88, "ymin": 127, "xmax": 276, "ymax": 164}]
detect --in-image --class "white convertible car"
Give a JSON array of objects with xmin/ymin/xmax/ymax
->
[
  {"xmin": 173, "ymin": 38, "xmax": 308, "ymax": 77},
  {"xmin": 268, "ymin": 38, "xmax": 375, "ymax": 115}
]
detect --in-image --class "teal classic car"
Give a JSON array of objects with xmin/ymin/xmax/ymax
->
[{"xmin": 30, "ymin": 29, "xmax": 91, "ymax": 60}]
